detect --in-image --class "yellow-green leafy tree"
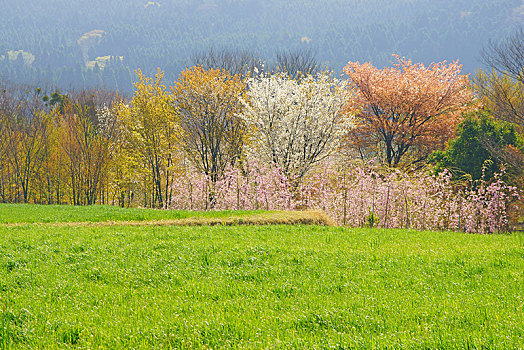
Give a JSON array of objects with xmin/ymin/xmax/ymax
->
[{"xmin": 117, "ymin": 69, "xmax": 180, "ymax": 208}]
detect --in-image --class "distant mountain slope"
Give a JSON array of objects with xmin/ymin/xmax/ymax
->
[{"xmin": 0, "ymin": 0, "xmax": 521, "ymax": 93}]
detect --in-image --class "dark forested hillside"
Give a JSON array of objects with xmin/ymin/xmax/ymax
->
[{"xmin": 1, "ymin": 0, "xmax": 522, "ymax": 93}]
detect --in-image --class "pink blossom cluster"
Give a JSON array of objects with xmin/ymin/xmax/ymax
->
[
  {"xmin": 460, "ymin": 170, "xmax": 520, "ymax": 233},
  {"xmin": 299, "ymin": 161, "xmax": 520, "ymax": 233},
  {"xmin": 170, "ymin": 159, "xmax": 520, "ymax": 233},
  {"xmin": 170, "ymin": 160, "xmax": 293, "ymax": 211}
]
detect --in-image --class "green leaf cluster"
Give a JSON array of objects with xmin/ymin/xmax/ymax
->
[{"xmin": 430, "ymin": 113, "xmax": 524, "ymax": 180}]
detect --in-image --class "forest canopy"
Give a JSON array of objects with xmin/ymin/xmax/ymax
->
[{"xmin": 0, "ymin": 0, "xmax": 522, "ymax": 93}]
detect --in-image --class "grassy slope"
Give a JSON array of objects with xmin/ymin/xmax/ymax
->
[{"xmin": 1, "ymin": 220, "xmax": 523, "ymax": 348}]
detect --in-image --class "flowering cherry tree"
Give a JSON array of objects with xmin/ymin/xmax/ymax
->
[
  {"xmin": 239, "ymin": 71, "xmax": 352, "ymax": 185},
  {"xmin": 296, "ymin": 160, "xmax": 520, "ymax": 233},
  {"xmin": 344, "ymin": 55, "xmax": 474, "ymax": 166},
  {"xmin": 169, "ymin": 157, "xmax": 520, "ymax": 233}
]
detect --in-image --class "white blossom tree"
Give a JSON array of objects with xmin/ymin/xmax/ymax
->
[{"xmin": 240, "ymin": 71, "xmax": 352, "ymax": 185}]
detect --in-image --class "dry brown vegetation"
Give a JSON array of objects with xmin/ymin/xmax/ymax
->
[{"xmin": 0, "ymin": 209, "xmax": 333, "ymax": 228}]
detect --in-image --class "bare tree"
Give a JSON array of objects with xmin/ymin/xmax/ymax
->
[
  {"xmin": 476, "ymin": 27, "xmax": 524, "ymax": 176},
  {"xmin": 476, "ymin": 27, "xmax": 524, "ymax": 128},
  {"xmin": 172, "ymin": 66, "xmax": 246, "ymax": 207},
  {"xmin": 274, "ymin": 48, "xmax": 321, "ymax": 79},
  {"xmin": 481, "ymin": 27, "xmax": 524, "ymax": 83},
  {"xmin": 192, "ymin": 47, "xmax": 263, "ymax": 77},
  {"xmin": 0, "ymin": 82, "xmax": 50, "ymax": 203},
  {"xmin": 59, "ymin": 89, "xmax": 120, "ymax": 205},
  {"xmin": 480, "ymin": 134, "xmax": 524, "ymax": 176}
]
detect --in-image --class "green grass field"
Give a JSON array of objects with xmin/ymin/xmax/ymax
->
[
  {"xmin": 1, "ymin": 204, "xmax": 523, "ymax": 348},
  {"xmin": 0, "ymin": 204, "xmax": 264, "ymax": 224}
]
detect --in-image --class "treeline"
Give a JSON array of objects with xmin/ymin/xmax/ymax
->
[
  {"xmin": 0, "ymin": 84, "xmax": 122, "ymax": 205},
  {"xmin": 0, "ymin": 29, "xmax": 523, "ymax": 221},
  {"xmin": 0, "ymin": 0, "xmax": 521, "ymax": 93}
]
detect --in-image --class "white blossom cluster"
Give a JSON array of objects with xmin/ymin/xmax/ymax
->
[
  {"xmin": 239, "ymin": 71, "xmax": 353, "ymax": 181},
  {"xmin": 96, "ymin": 105, "xmax": 119, "ymax": 137}
]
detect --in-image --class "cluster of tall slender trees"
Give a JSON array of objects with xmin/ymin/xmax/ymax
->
[{"xmin": 0, "ymin": 84, "xmax": 121, "ymax": 205}]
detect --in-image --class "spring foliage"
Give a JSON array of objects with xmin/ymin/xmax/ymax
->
[
  {"xmin": 116, "ymin": 69, "xmax": 179, "ymax": 208},
  {"xmin": 172, "ymin": 66, "xmax": 246, "ymax": 184},
  {"xmin": 430, "ymin": 114, "xmax": 524, "ymax": 181},
  {"xmin": 240, "ymin": 71, "xmax": 351, "ymax": 182},
  {"xmin": 0, "ymin": 57, "xmax": 521, "ymax": 232},
  {"xmin": 344, "ymin": 56, "xmax": 474, "ymax": 166},
  {"xmin": 167, "ymin": 159, "xmax": 519, "ymax": 234}
]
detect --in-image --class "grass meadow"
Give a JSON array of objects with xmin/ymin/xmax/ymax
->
[
  {"xmin": 0, "ymin": 204, "xmax": 265, "ymax": 224},
  {"xmin": 0, "ymin": 204, "xmax": 523, "ymax": 348}
]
